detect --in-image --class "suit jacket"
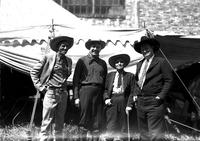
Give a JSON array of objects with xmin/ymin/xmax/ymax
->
[
  {"xmin": 103, "ymin": 71, "xmax": 135, "ymax": 101},
  {"xmin": 30, "ymin": 52, "xmax": 72, "ymax": 91},
  {"xmin": 127, "ymin": 56, "xmax": 173, "ymax": 107}
]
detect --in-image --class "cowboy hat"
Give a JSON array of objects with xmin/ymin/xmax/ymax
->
[
  {"xmin": 85, "ymin": 40, "xmax": 106, "ymax": 50},
  {"xmin": 50, "ymin": 36, "xmax": 74, "ymax": 52},
  {"xmin": 109, "ymin": 54, "xmax": 130, "ymax": 69},
  {"xmin": 134, "ymin": 36, "xmax": 160, "ymax": 53}
]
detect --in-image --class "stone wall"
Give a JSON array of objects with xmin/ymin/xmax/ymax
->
[
  {"xmin": 139, "ymin": 0, "xmax": 200, "ymax": 35},
  {"xmin": 82, "ymin": 0, "xmax": 200, "ymax": 35}
]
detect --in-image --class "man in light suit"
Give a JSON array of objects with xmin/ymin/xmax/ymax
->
[
  {"xmin": 30, "ymin": 36, "xmax": 74, "ymax": 141},
  {"xmin": 126, "ymin": 36, "xmax": 173, "ymax": 141},
  {"xmin": 104, "ymin": 54, "xmax": 135, "ymax": 139}
]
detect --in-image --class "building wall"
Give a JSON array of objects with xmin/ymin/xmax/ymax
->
[
  {"xmin": 80, "ymin": 0, "xmax": 139, "ymax": 28},
  {"xmin": 56, "ymin": 0, "xmax": 200, "ymax": 34},
  {"xmin": 138, "ymin": 0, "xmax": 200, "ymax": 35},
  {"xmin": 83, "ymin": 0, "xmax": 200, "ymax": 35}
]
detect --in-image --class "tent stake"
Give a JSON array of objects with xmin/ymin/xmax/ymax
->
[{"xmin": 27, "ymin": 91, "xmax": 40, "ymax": 141}]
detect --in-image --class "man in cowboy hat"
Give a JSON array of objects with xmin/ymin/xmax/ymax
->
[
  {"xmin": 104, "ymin": 54, "xmax": 136, "ymax": 139},
  {"xmin": 30, "ymin": 36, "xmax": 74, "ymax": 141},
  {"xmin": 73, "ymin": 40, "xmax": 107, "ymax": 138},
  {"xmin": 126, "ymin": 36, "xmax": 173, "ymax": 141}
]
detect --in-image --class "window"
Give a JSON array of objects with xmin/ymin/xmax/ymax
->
[{"xmin": 61, "ymin": 0, "xmax": 125, "ymax": 19}]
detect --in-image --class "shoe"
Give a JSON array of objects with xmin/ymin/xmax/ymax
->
[
  {"xmin": 79, "ymin": 126, "xmax": 88, "ymax": 133},
  {"xmin": 113, "ymin": 136, "xmax": 122, "ymax": 141},
  {"xmin": 87, "ymin": 131, "xmax": 92, "ymax": 138},
  {"xmin": 79, "ymin": 126, "xmax": 88, "ymax": 139}
]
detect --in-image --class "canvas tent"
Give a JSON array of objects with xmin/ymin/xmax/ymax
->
[
  {"xmin": 155, "ymin": 34, "xmax": 200, "ymax": 68},
  {"xmin": 0, "ymin": 0, "xmax": 145, "ymax": 82},
  {"xmin": 1, "ymin": 0, "xmax": 200, "ymax": 101},
  {"xmin": 1, "ymin": 0, "xmax": 200, "ymax": 132},
  {"xmin": 0, "ymin": 0, "xmax": 145, "ymax": 127}
]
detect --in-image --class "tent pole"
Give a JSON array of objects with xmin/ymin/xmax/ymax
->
[
  {"xmin": 60, "ymin": 0, "xmax": 63, "ymax": 7},
  {"xmin": 134, "ymin": 0, "xmax": 139, "ymax": 28},
  {"xmin": 92, "ymin": 0, "xmax": 95, "ymax": 15}
]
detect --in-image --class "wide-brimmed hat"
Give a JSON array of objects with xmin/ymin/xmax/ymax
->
[
  {"xmin": 85, "ymin": 40, "xmax": 106, "ymax": 50},
  {"xmin": 50, "ymin": 36, "xmax": 74, "ymax": 52},
  {"xmin": 134, "ymin": 36, "xmax": 160, "ymax": 53},
  {"xmin": 109, "ymin": 54, "xmax": 130, "ymax": 69}
]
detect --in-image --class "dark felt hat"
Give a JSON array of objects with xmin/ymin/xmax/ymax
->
[
  {"xmin": 134, "ymin": 36, "xmax": 160, "ymax": 53},
  {"xmin": 85, "ymin": 40, "xmax": 106, "ymax": 50},
  {"xmin": 109, "ymin": 54, "xmax": 130, "ymax": 69},
  {"xmin": 50, "ymin": 36, "xmax": 74, "ymax": 52}
]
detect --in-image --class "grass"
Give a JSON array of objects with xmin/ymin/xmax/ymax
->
[
  {"xmin": 1, "ymin": 124, "xmax": 200, "ymax": 141},
  {"xmin": 0, "ymin": 124, "xmax": 30, "ymax": 141}
]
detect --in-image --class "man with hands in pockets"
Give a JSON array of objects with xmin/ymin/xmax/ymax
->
[
  {"xmin": 30, "ymin": 36, "xmax": 74, "ymax": 141},
  {"xmin": 126, "ymin": 36, "xmax": 173, "ymax": 141}
]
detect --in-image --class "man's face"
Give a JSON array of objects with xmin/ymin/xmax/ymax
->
[
  {"xmin": 115, "ymin": 59, "xmax": 125, "ymax": 70},
  {"xmin": 89, "ymin": 44, "xmax": 102, "ymax": 57},
  {"xmin": 58, "ymin": 41, "xmax": 70, "ymax": 55},
  {"xmin": 140, "ymin": 44, "xmax": 154, "ymax": 59}
]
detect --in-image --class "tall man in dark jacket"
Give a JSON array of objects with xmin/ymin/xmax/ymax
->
[
  {"xmin": 126, "ymin": 36, "xmax": 173, "ymax": 141},
  {"xmin": 104, "ymin": 54, "xmax": 135, "ymax": 138},
  {"xmin": 73, "ymin": 40, "xmax": 107, "ymax": 137}
]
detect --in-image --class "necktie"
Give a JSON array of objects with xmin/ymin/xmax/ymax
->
[
  {"xmin": 138, "ymin": 60, "xmax": 149, "ymax": 88},
  {"xmin": 58, "ymin": 55, "xmax": 69, "ymax": 76},
  {"xmin": 117, "ymin": 73, "xmax": 122, "ymax": 88}
]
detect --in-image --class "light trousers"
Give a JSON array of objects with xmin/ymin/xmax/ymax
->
[{"xmin": 39, "ymin": 89, "xmax": 68, "ymax": 141}]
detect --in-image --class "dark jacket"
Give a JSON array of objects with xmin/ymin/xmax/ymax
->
[
  {"xmin": 127, "ymin": 56, "xmax": 173, "ymax": 107},
  {"xmin": 103, "ymin": 71, "xmax": 135, "ymax": 101}
]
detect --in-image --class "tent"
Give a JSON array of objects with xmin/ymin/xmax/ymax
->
[
  {"xmin": 1, "ymin": 0, "xmax": 200, "ymax": 133},
  {"xmin": 0, "ymin": 0, "xmax": 145, "ymax": 127},
  {"xmin": 155, "ymin": 34, "xmax": 200, "ymax": 68},
  {"xmin": 0, "ymin": 0, "xmax": 145, "ymax": 82}
]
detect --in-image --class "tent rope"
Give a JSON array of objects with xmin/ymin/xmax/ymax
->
[
  {"xmin": 159, "ymin": 48, "xmax": 200, "ymax": 111},
  {"xmin": 168, "ymin": 116, "xmax": 200, "ymax": 133}
]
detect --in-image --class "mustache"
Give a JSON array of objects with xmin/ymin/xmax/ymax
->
[{"xmin": 91, "ymin": 50, "xmax": 100, "ymax": 53}]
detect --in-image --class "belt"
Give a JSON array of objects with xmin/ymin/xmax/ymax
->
[
  {"xmin": 112, "ymin": 93, "xmax": 124, "ymax": 97},
  {"xmin": 81, "ymin": 83, "xmax": 102, "ymax": 87},
  {"xmin": 48, "ymin": 87, "xmax": 66, "ymax": 91},
  {"xmin": 137, "ymin": 95, "xmax": 155, "ymax": 97}
]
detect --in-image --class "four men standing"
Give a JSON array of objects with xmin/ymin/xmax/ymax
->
[{"xmin": 30, "ymin": 35, "xmax": 173, "ymax": 140}]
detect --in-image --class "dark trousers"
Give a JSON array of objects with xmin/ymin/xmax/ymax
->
[
  {"xmin": 106, "ymin": 94, "xmax": 127, "ymax": 133},
  {"xmin": 79, "ymin": 85, "xmax": 104, "ymax": 131},
  {"xmin": 137, "ymin": 96, "xmax": 166, "ymax": 141}
]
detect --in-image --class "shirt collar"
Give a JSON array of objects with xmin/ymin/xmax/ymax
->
[
  {"xmin": 115, "ymin": 70, "xmax": 125, "ymax": 76},
  {"xmin": 146, "ymin": 55, "xmax": 154, "ymax": 62},
  {"xmin": 87, "ymin": 53, "xmax": 99, "ymax": 64},
  {"xmin": 56, "ymin": 53, "xmax": 66, "ymax": 61}
]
